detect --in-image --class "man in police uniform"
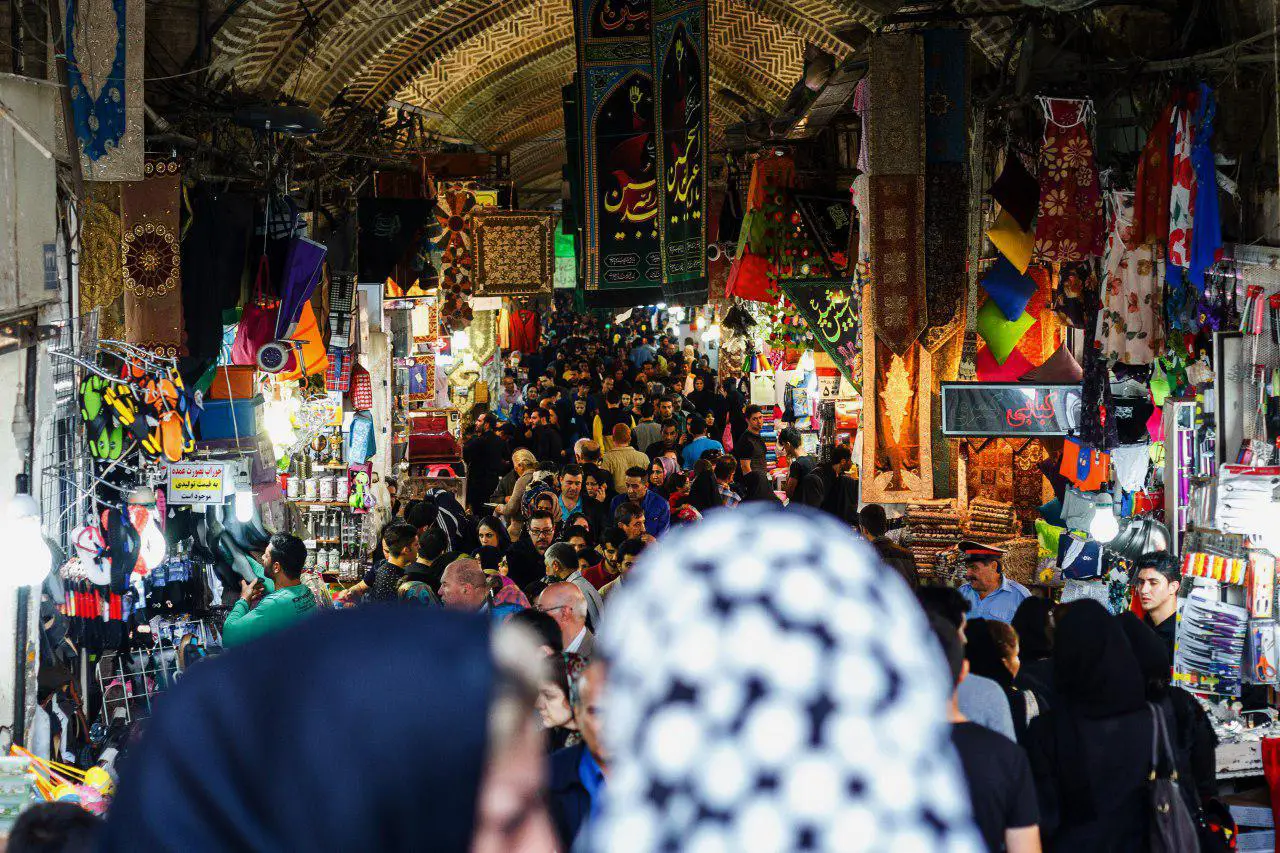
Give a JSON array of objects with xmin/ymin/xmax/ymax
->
[{"xmin": 957, "ymin": 541, "xmax": 1030, "ymax": 623}]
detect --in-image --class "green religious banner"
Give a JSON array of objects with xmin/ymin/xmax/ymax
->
[
  {"xmin": 777, "ymin": 278, "xmax": 862, "ymax": 390},
  {"xmin": 652, "ymin": 0, "xmax": 708, "ymax": 305},
  {"xmin": 574, "ymin": 0, "xmax": 664, "ymax": 308}
]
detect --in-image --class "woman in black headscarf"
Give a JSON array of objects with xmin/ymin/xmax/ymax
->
[
  {"xmin": 965, "ymin": 618, "xmax": 1043, "ymax": 743},
  {"xmin": 1118, "ymin": 612, "xmax": 1218, "ymax": 807},
  {"xmin": 98, "ymin": 607, "xmax": 557, "ymax": 852},
  {"xmin": 1025, "ymin": 600, "xmax": 1153, "ymax": 852},
  {"xmin": 1012, "ymin": 596, "xmax": 1056, "ymax": 706},
  {"xmin": 476, "ymin": 515, "xmax": 512, "ymax": 553},
  {"xmin": 737, "ymin": 469, "xmax": 780, "ymax": 504}
]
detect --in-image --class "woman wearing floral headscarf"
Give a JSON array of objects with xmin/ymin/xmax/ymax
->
[{"xmin": 587, "ymin": 504, "xmax": 984, "ymax": 853}]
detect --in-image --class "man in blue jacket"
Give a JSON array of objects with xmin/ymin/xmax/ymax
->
[
  {"xmin": 547, "ymin": 660, "xmax": 607, "ymax": 850},
  {"xmin": 609, "ymin": 467, "xmax": 670, "ymax": 538}
]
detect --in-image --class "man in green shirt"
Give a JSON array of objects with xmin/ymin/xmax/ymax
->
[{"xmin": 222, "ymin": 533, "xmax": 317, "ymax": 647}]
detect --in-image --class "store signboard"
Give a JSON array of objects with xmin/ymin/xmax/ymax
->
[
  {"xmin": 167, "ymin": 462, "xmax": 227, "ymax": 504},
  {"xmin": 940, "ymin": 383, "xmax": 1082, "ymax": 437}
]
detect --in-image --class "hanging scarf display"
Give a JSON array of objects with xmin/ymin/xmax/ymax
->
[
  {"xmin": 652, "ymin": 0, "xmax": 709, "ymax": 305},
  {"xmin": 1099, "ymin": 190, "xmax": 1166, "ymax": 366},
  {"xmin": 1033, "ymin": 98, "xmax": 1104, "ymax": 263},
  {"xmin": 1167, "ymin": 103, "xmax": 1194, "ymax": 269},
  {"xmin": 274, "ymin": 238, "xmax": 328, "ymax": 339},
  {"xmin": 1187, "ymin": 83, "xmax": 1223, "ymax": 293},
  {"xmin": 868, "ymin": 32, "xmax": 927, "ymax": 355},
  {"xmin": 575, "ymin": 0, "xmax": 664, "ymax": 308},
  {"xmin": 121, "ymin": 159, "xmax": 185, "ymax": 356},
  {"xmin": 63, "ymin": 0, "xmax": 143, "ymax": 180},
  {"xmin": 1133, "ymin": 100, "xmax": 1174, "ymax": 246}
]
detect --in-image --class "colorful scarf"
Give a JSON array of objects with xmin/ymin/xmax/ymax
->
[
  {"xmin": 1133, "ymin": 100, "xmax": 1174, "ymax": 246},
  {"xmin": 1167, "ymin": 103, "xmax": 1193, "ymax": 268}
]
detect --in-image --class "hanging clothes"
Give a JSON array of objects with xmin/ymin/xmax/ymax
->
[
  {"xmin": 1166, "ymin": 103, "xmax": 1194, "ymax": 269},
  {"xmin": 1033, "ymin": 99, "xmax": 1104, "ymax": 263},
  {"xmin": 1098, "ymin": 191, "xmax": 1166, "ymax": 366},
  {"xmin": 1187, "ymin": 83, "xmax": 1223, "ymax": 293},
  {"xmin": 508, "ymin": 308, "xmax": 540, "ymax": 354},
  {"xmin": 1133, "ymin": 101, "xmax": 1174, "ymax": 247}
]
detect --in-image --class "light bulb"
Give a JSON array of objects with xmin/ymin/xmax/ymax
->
[
  {"xmin": 234, "ymin": 487, "xmax": 255, "ymax": 522},
  {"xmin": 1089, "ymin": 498, "xmax": 1120, "ymax": 544},
  {"xmin": 2, "ymin": 495, "xmax": 52, "ymax": 588},
  {"xmin": 139, "ymin": 512, "xmax": 167, "ymax": 570},
  {"xmin": 234, "ymin": 484, "xmax": 253, "ymax": 517}
]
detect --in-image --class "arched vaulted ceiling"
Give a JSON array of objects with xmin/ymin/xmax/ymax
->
[{"xmin": 210, "ymin": 0, "xmax": 914, "ymax": 192}]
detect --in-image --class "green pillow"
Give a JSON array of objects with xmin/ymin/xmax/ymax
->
[{"xmin": 976, "ymin": 298, "xmax": 1035, "ymax": 365}]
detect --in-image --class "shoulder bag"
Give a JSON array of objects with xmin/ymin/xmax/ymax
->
[{"xmin": 1148, "ymin": 703, "xmax": 1198, "ymax": 853}]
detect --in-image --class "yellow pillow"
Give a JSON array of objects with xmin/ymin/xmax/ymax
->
[{"xmin": 986, "ymin": 208, "xmax": 1034, "ymax": 274}]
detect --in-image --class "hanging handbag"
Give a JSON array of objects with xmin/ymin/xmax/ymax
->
[
  {"xmin": 346, "ymin": 414, "xmax": 376, "ymax": 465},
  {"xmin": 351, "ymin": 364, "xmax": 374, "ymax": 411},
  {"xmin": 1060, "ymin": 437, "xmax": 1111, "ymax": 491},
  {"xmin": 1148, "ymin": 704, "xmax": 1199, "ymax": 853},
  {"xmin": 750, "ymin": 371, "xmax": 775, "ymax": 407},
  {"xmin": 231, "ymin": 256, "xmax": 279, "ymax": 367}
]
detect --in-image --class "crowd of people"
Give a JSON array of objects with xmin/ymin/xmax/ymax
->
[{"xmin": 24, "ymin": 309, "xmax": 1224, "ymax": 852}]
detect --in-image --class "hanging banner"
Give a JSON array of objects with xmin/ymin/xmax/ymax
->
[
  {"xmin": 121, "ymin": 158, "xmax": 184, "ymax": 356},
  {"xmin": 922, "ymin": 27, "xmax": 970, "ymax": 350},
  {"xmin": 868, "ymin": 32, "xmax": 926, "ymax": 356},
  {"xmin": 652, "ymin": 0, "xmax": 708, "ymax": 305},
  {"xmin": 574, "ymin": 0, "xmax": 664, "ymax": 308},
  {"xmin": 793, "ymin": 194, "xmax": 853, "ymax": 274},
  {"xmin": 776, "ymin": 278, "xmax": 861, "ymax": 390}
]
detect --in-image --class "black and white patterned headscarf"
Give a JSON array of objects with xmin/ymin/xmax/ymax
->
[{"xmin": 589, "ymin": 505, "xmax": 983, "ymax": 853}]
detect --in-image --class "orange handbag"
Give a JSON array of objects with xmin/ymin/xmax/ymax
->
[
  {"xmin": 277, "ymin": 302, "xmax": 330, "ymax": 381},
  {"xmin": 1060, "ymin": 437, "xmax": 1111, "ymax": 491}
]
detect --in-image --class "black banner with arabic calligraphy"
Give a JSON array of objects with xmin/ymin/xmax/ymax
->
[
  {"xmin": 776, "ymin": 278, "xmax": 862, "ymax": 390},
  {"xmin": 652, "ymin": 0, "xmax": 708, "ymax": 305},
  {"xmin": 940, "ymin": 383, "xmax": 1083, "ymax": 437},
  {"xmin": 575, "ymin": 0, "xmax": 664, "ymax": 307}
]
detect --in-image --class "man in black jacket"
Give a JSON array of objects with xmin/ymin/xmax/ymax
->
[
  {"xmin": 858, "ymin": 503, "xmax": 919, "ymax": 589},
  {"xmin": 798, "ymin": 444, "xmax": 858, "ymax": 524},
  {"xmin": 462, "ymin": 412, "xmax": 508, "ymax": 515},
  {"xmin": 528, "ymin": 406, "xmax": 564, "ymax": 463},
  {"xmin": 547, "ymin": 660, "xmax": 607, "ymax": 850}
]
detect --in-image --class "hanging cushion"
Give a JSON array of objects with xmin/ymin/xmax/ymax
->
[
  {"xmin": 975, "ymin": 345, "xmax": 1034, "ymax": 381},
  {"xmin": 986, "ymin": 209, "xmax": 1034, "ymax": 274},
  {"xmin": 980, "ymin": 256, "xmax": 1038, "ymax": 321},
  {"xmin": 976, "ymin": 299, "xmax": 1036, "ymax": 365},
  {"xmin": 1019, "ymin": 344, "xmax": 1083, "ymax": 384},
  {"xmin": 988, "ymin": 153, "xmax": 1040, "ymax": 231}
]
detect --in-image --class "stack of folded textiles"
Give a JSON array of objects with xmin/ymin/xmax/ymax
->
[
  {"xmin": 904, "ymin": 499, "xmax": 962, "ymax": 577},
  {"xmin": 966, "ymin": 497, "xmax": 1019, "ymax": 541}
]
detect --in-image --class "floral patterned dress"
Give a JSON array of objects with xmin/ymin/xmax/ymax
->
[
  {"xmin": 1034, "ymin": 98, "xmax": 1104, "ymax": 262},
  {"xmin": 1099, "ymin": 190, "xmax": 1165, "ymax": 365}
]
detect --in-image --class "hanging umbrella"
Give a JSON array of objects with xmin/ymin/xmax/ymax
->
[{"xmin": 275, "ymin": 237, "xmax": 328, "ymax": 339}]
